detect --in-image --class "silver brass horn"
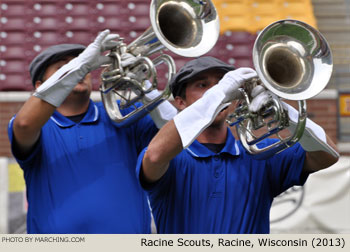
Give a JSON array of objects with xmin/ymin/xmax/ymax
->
[
  {"xmin": 101, "ymin": 0, "xmax": 220, "ymax": 126},
  {"xmin": 227, "ymin": 19, "xmax": 333, "ymax": 159}
]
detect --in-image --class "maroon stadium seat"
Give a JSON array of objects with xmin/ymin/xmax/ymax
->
[
  {"xmin": 0, "ymin": 31, "xmax": 28, "ymax": 45},
  {"xmin": 29, "ymin": 16, "xmax": 62, "ymax": 30},
  {"xmin": 95, "ymin": 16, "xmax": 125, "ymax": 32},
  {"xmin": 1, "ymin": 17, "xmax": 28, "ymax": 31},
  {"xmin": 125, "ymin": 1, "xmax": 149, "ymax": 16},
  {"xmin": 1, "ymin": 1, "xmax": 31, "ymax": 16},
  {"xmin": 0, "ymin": 59, "xmax": 27, "ymax": 73},
  {"xmin": 30, "ymin": 31, "xmax": 65, "ymax": 45},
  {"xmin": 0, "ymin": 46, "xmax": 28, "ymax": 59},
  {"xmin": 222, "ymin": 31, "xmax": 257, "ymax": 44},
  {"xmin": 224, "ymin": 43, "xmax": 254, "ymax": 58},
  {"xmin": 92, "ymin": 0, "xmax": 125, "ymax": 16},
  {"xmin": 62, "ymin": 2, "xmax": 92, "ymax": 16},
  {"xmin": 30, "ymin": 1, "xmax": 60, "ymax": 16},
  {"xmin": 0, "ymin": 74, "xmax": 32, "ymax": 91},
  {"xmin": 123, "ymin": 15, "xmax": 150, "ymax": 31}
]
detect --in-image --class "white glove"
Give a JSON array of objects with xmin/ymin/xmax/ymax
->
[
  {"xmin": 121, "ymin": 53, "xmax": 139, "ymax": 68},
  {"xmin": 248, "ymin": 85, "xmax": 339, "ymax": 158},
  {"xmin": 283, "ymin": 101, "xmax": 339, "ymax": 157},
  {"xmin": 78, "ymin": 30, "xmax": 119, "ymax": 73},
  {"xmin": 215, "ymin": 68, "xmax": 258, "ymax": 103},
  {"xmin": 142, "ymin": 80, "xmax": 177, "ymax": 129},
  {"xmin": 248, "ymin": 85, "xmax": 276, "ymax": 112},
  {"xmin": 34, "ymin": 29, "xmax": 119, "ymax": 107},
  {"xmin": 174, "ymin": 68, "xmax": 257, "ymax": 148}
]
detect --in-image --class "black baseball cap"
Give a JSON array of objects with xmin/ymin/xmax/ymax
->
[
  {"xmin": 169, "ymin": 56, "xmax": 235, "ymax": 97},
  {"xmin": 29, "ymin": 44, "xmax": 86, "ymax": 86}
]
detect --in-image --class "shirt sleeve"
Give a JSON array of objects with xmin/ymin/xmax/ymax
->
[
  {"xmin": 266, "ymin": 141, "xmax": 307, "ymax": 197},
  {"xmin": 7, "ymin": 115, "xmax": 42, "ymax": 170}
]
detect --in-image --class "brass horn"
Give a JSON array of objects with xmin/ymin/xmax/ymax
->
[
  {"xmin": 227, "ymin": 19, "xmax": 333, "ymax": 159},
  {"xmin": 100, "ymin": 0, "xmax": 220, "ymax": 126}
]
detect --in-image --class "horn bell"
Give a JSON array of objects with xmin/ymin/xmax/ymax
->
[
  {"xmin": 150, "ymin": 0, "xmax": 220, "ymax": 57},
  {"xmin": 253, "ymin": 19, "xmax": 333, "ymax": 101}
]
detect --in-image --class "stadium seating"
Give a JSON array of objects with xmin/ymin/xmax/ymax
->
[
  {"xmin": 213, "ymin": 0, "xmax": 316, "ymax": 33},
  {"xmin": 0, "ymin": 0, "xmax": 317, "ymax": 91}
]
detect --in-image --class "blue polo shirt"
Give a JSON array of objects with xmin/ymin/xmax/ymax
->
[
  {"xmin": 8, "ymin": 100, "xmax": 158, "ymax": 234},
  {"xmin": 136, "ymin": 128, "xmax": 307, "ymax": 234}
]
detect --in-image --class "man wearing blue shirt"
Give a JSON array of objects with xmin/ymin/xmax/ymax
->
[
  {"xmin": 138, "ymin": 56, "xmax": 339, "ymax": 233},
  {"xmin": 8, "ymin": 30, "xmax": 176, "ymax": 233}
]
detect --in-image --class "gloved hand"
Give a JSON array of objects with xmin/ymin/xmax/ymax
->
[
  {"xmin": 209, "ymin": 68, "xmax": 257, "ymax": 103},
  {"xmin": 248, "ymin": 85, "xmax": 276, "ymax": 112},
  {"xmin": 121, "ymin": 53, "xmax": 139, "ymax": 68},
  {"xmin": 248, "ymin": 85, "xmax": 339, "ymax": 157},
  {"xmin": 74, "ymin": 29, "xmax": 120, "ymax": 74},
  {"xmin": 34, "ymin": 29, "xmax": 119, "ymax": 107},
  {"xmin": 142, "ymin": 80, "xmax": 177, "ymax": 128},
  {"xmin": 174, "ymin": 67, "xmax": 257, "ymax": 148}
]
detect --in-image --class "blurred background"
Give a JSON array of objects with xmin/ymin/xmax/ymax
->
[{"xmin": 0, "ymin": 0, "xmax": 349, "ymax": 234}]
